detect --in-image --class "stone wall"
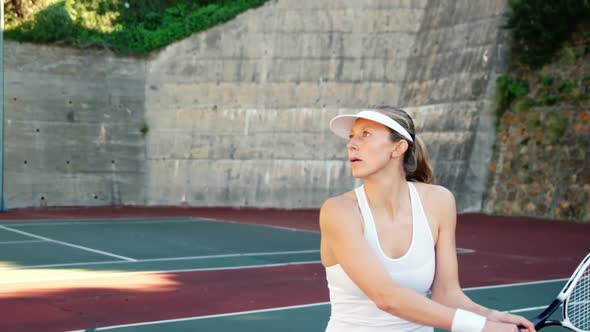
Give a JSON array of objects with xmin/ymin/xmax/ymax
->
[
  {"xmin": 144, "ymin": 0, "xmax": 429, "ymax": 207},
  {"xmin": 485, "ymin": 108, "xmax": 590, "ymax": 222},
  {"xmin": 5, "ymin": 42, "xmax": 147, "ymax": 208},
  {"xmin": 143, "ymin": 0, "xmax": 510, "ymax": 210},
  {"xmin": 399, "ymin": 0, "xmax": 511, "ymax": 210},
  {"xmin": 4, "ymin": 0, "xmax": 512, "ymax": 210}
]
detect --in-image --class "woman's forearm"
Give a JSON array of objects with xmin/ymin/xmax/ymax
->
[
  {"xmin": 432, "ymin": 288, "xmax": 495, "ymax": 318},
  {"xmin": 377, "ymin": 285, "xmax": 458, "ymax": 329}
]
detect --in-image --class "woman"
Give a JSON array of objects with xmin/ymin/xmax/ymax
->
[{"xmin": 320, "ymin": 106, "xmax": 535, "ymax": 332}]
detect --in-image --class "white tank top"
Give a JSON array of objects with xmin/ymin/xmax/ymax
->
[{"xmin": 325, "ymin": 182, "xmax": 436, "ymax": 332}]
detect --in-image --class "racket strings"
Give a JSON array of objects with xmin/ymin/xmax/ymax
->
[{"xmin": 567, "ymin": 264, "xmax": 590, "ymax": 331}]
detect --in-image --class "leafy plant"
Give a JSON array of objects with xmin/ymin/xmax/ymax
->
[
  {"xmin": 581, "ymin": 73, "xmax": 590, "ymax": 93},
  {"xmin": 545, "ymin": 115, "xmax": 568, "ymax": 144},
  {"xmin": 513, "ymin": 96, "xmax": 536, "ymax": 113},
  {"xmin": 570, "ymin": 88, "xmax": 588, "ymax": 105},
  {"xmin": 526, "ymin": 112, "xmax": 542, "ymax": 127},
  {"xmin": 505, "ymin": 0, "xmax": 590, "ymax": 68},
  {"xmin": 558, "ymin": 47, "xmax": 577, "ymax": 65},
  {"xmin": 496, "ymin": 75, "xmax": 529, "ymax": 111},
  {"xmin": 140, "ymin": 121, "xmax": 149, "ymax": 137},
  {"xmin": 5, "ymin": 0, "xmax": 271, "ymax": 54},
  {"xmin": 557, "ymin": 79, "xmax": 576, "ymax": 93},
  {"xmin": 3, "ymin": 0, "xmax": 60, "ymax": 28},
  {"xmin": 538, "ymin": 93, "xmax": 557, "ymax": 106},
  {"xmin": 6, "ymin": 2, "xmax": 75, "ymax": 43},
  {"xmin": 542, "ymin": 75, "xmax": 555, "ymax": 87}
]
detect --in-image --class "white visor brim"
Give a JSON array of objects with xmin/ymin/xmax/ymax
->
[{"xmin": 329, "ymin": 110, "xmax": 413, "ymax": 142}]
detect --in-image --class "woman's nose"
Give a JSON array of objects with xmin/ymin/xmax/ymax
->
[{"xmin": 347, "ymin": 137, "xmax": 359, "ymax": 151}]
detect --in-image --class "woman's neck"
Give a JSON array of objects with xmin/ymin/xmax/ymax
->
[{"xmin": 363, "ymin": 171, "xmax": 409, "ymax": 215}]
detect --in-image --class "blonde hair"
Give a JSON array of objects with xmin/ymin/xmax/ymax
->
[{"xmin": 372, "ymin": 106, "xmax": 435, "ymax": 184}]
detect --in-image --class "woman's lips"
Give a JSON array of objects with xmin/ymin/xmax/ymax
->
[{"xmin": 349, "ymin": 157, "xmax": 362, "ymax": 165}]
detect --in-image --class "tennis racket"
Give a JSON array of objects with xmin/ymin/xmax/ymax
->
[{"xmin": 520, "ymin": 252, "xmax": 590, "ymax": 331}]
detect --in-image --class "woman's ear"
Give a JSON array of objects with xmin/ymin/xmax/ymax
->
[{"xmin": 391, "ymin": 140, "xmax": 409, "ymax": 158}]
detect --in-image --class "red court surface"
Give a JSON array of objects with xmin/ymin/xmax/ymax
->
[{"xmin": 0, "ymin": 207, "xmax": 588, "ymax": 332}]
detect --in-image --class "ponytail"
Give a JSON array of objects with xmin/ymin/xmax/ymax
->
[
  {"xmin": 404, "ymin": 136, "xmax": 435, "ymax": 184},
  {"xmin": 372, "ymin": 105, "xmax": 436, "ymax": 184}
]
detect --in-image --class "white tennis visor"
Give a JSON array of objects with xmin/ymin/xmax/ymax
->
[{"xmin": 329, "ymin": 110, "xmax": 414, "ymax": 142}]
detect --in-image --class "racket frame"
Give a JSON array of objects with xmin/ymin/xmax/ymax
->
[
  {"xmin": 561, "ymin": 253, "xmax": 590, "ymax": 332},
  {"xmin": 531, "ymin": 253, "xmax": 590, "ymax": 331}
]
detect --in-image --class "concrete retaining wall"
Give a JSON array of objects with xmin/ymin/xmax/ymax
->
[
  {"xmin": 5, "ymin": 0, "xmax": 510, "ymax": 210},
  {"xmin": 5, "ymin": 43, "xmax": 147, "ymax": 208}
]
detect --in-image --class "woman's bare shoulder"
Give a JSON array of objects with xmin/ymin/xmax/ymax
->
[
  {"xmin": 411, "ymin": 182, "xmax": 456, "ymax": 220},
  {"xmin": 320, "ymin": 190, "xmax": 361, "ymax": 230},
  {"xmin": 412, "ymin": 182, "xmax": 455, "ymax": 204},
  {"xmin": 321, "ymin": 190, "xmax": 357, "ymax": 214}
]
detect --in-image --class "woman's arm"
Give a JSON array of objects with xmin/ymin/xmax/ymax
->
[
  {"xmin": 320, "ymin": 196, "xmax": 519, "ymax": 331},
  {"xmin": 428, "ymin": 187, "xmax": 535, "ymax": 331}
]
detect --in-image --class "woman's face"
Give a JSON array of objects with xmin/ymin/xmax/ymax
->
[{"xmin": 347, "ymin": 118, "xmax": 398, "ymax": 178}]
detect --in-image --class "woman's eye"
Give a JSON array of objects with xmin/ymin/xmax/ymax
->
[{"xmin": 363, "ymin": 131, "xmax": 370, "ymax": 137}]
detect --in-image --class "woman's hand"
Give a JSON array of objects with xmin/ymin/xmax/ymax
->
[
  {"xmin": 483, "ymin": 320, "xmax": 519, "ymax": 332},
  {"xmin": 486, "ymin": 310, "xmax": 536, "ymax": 332}
]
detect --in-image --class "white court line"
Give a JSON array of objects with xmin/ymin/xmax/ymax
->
[
  {"xmin": 0, "ymin": 249, "xmax": 320, "ymax": 270},
  {"xmin": 2, "ymin": 216, "xmax": 320, "ymax": 234},
  {"xmin": 0, "ymin": 239, "xmax": 46, "ymax": 245},
  {"xmin": 507, "ymin": 305, "xmax": 548, "ymax": 313},
  {"xmin": 139, "ymin": 249, "xmax": 319, "ymax": 262},
  {"xmin": 66, "ymin": 302, "xmax": 556, "ymax": 331},
  {"xmin": 66, "ymin": 302, "xmax": 331, "ymax": 331},
  {"xmin": 2, "ymin": 218, "xmax": 196, "ymax": 227},
  {"xmin": 0, "ymin": 260, "xmax": 322, "ymax": 284},
  {"xmin": 464, "ymin": 277, "xmax": 567, "ymax": 291},
  {"xmin": 0, "ymin": 259, "xmax": 123, "ymax": 270},
  {"xmin": 0, "ymin": 225, "xmax": 137, "ymax": 262},
  {"xmin": 191, "ymin": 216, "xmax": 321, "ymax": 234},
  {"xmin": 5, "ymin": 217, "xmax": 475, "ymax": 255}
]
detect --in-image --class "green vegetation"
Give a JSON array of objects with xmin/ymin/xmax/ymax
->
[
  {"xmin": 496, "ymin": 1, "xmax": 590, "ymax": 156},
  {"xmin": 521, "ymin": 109, "xmax": 568, "ymax": 147},
  {"xmin": 4, "ymin": 0, "xmax": 270, "ymax": 55},
  {"xmin": 558, "ymin": 47, "xmax": 577, "ymax": 65},
  {"xmin": 513, "ymin": 96, "xmax": 535, "ymax": 114},
  {"xmin": 140, "ymin": 121, "xmax": 149, "ymax": 137},
  {"xmin": 505, "ymin": 0, "xmax": 590, "ymax": 68},
  {"xmin": 556, "ymin": 79, "xmax": 576, "ymax": 94},
  {"xmin": 495, "ymin": 75, "xmax": 529, "ymax": 112},
  {"xmin": 541, "ymin": 75, "xmax": 554, "ymax": 87},
  {"xmin": 497, "ymin": 71, "xmax": 589, "ymax": 115},
  {"xmin": 525, "ymin": 111, "xmax": 541, "ymax": 128},
  {"xmin": 537, "ymin": 93, "xmax": 557, "ymax": 106},
  {"xmin": 545, "ymin": 115, "xmax": 568, "ymax": 144}
]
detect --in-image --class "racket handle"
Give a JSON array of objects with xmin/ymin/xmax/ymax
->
[{"xmin": 519, "ymin": 319, "xmax": 560, "ymax": 331}]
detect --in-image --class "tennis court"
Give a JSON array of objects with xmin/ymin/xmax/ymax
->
[
  {"xmin": 68, "ymin": 280, "xmax": 568, "ymax": 332},
  {"xmin": 0, "ymin": 210, "xmax": 588, "ymax": 332}
]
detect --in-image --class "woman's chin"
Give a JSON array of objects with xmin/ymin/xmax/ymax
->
[{"xmin": 351, "ymin": 169, "xmax": 369, "ymax": 179}]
